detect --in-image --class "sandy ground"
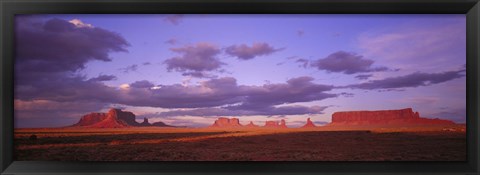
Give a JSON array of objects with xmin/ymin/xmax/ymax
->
[{"xmin": 14, "ymin": 125, "xmax": 466, "ymax": 161}]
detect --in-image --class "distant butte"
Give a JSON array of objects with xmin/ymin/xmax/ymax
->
[
  {"xmin": 210, "ymin": 117, "xmax": 243, "ymax": 128},
  {"xmin": 301, "ymin": 118, "xmax": 316, "ymax": 128},
  {"xmin": 245, "ymin": 121, "xmax": 259, "ymax": 127},
  {"xmin": 328, "ymin": 108, "xmax": 456, "ymax": 126},
  {"xmin": 263, "ymin": 119, "xmax": 288, "ymax": 128},
  {"xmin": 71, "ymin": 108, "xmax": 175, "ymax": 128},
  {"xmin": 208, "ymin": 108, "xmax": 457, "ymax": 129}
]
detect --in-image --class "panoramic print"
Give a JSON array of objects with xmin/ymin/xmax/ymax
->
[{"xmin": 14, "ymin": 14, "xmax": 466, "ymax": 161}]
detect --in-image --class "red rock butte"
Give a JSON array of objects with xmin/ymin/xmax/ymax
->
[
  {"xmin": 263, "ymin": 119, "xmax": 288, "ymax": 128},
  {"xmin": 301, "ymin": 118, "xmax": 317, "ymax": 128},
  {"xmin": 210, "ymin": 117, "xmax": 243, "ymax": 128},
  {"xmin": 245, "ymin": 121, "xmax": 259, "ymax": 127},
  {"xmin": 211, "ymin": 118, "xmax": 306, "ymax": 128},
  {"xmin": 71, "ymin": 108, "xmax": 173, "ymax": 128},
  {"xmin": 329, "ymin": 108, "xmax": 455, "ymax": 126}
]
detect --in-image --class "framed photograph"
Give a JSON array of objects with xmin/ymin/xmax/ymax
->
[{"xmin": 1, "ymin": 0, "xmax": 479, "ymax": 174}]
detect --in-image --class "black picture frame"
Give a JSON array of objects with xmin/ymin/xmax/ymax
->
[{"xmin": 1, "ymin": 0, "xmax": 479, "ymax": 174}]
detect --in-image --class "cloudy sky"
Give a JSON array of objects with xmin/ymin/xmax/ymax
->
[{"xmin": 14, "ymin": 14, "xmax": 466, "ymax": 128}]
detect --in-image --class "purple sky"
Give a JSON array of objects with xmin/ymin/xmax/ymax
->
[{"xmin": 14, "ymin": 14, "xmax": 466, "ymax": 128}]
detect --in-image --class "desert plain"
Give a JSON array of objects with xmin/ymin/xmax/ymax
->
[{"xmin": 14, "ymin": 125, "xmax": 466, "ymax": 161}]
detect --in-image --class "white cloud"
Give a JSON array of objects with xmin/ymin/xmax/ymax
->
[{"xmin": 68, "ymin": 19, "xmax": 94, "ymax": 28}]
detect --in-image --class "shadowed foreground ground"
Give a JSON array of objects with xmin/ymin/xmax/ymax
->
[{"xmin": 14, "ymin": 128, "xmax": 466, "ymax": 161}]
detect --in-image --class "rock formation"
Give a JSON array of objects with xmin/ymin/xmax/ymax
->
[
  {"xmin": 210, "ymin": 118, "xmax": 290, "ymax": 128},
  {"xmin": 152, "ymin": 121, "xmax": 170, "ymax": 127},
  {"xmin": 210, "ymin": 117, "xmax": 243, "ymax": 128},
  {"xmin": 71, "ymin": 108, "xmax": 174, "ymax": 128},
  {"xmin": 301, "ymin": 118, "xmax": 316, "ymax": 128},
  {"xmin": 263, "ymin": 119, "xmax": 288, "ymax": 128},
  {"xmin": 329, "ymin": 108, "xmax": 455, "ymax": 126},
  {"xmin": 245, "ymin": 121, "xmax": 259, "ymax": 127},
  {"xmin": 139, "ymin": 118, "xmax": 151, "ymax": 126},
  {"xmin": 108, "ymin": 108, "xmax": 139, "ymax": 126},
  {"xmin": 279, "ymin": 119, "xmax": 287, "ymax": 128},
  {"xmin": 73, "ymin": 112, "xmax": 108, "ymax": 126}
]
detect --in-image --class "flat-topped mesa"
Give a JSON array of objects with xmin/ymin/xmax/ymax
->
[
  {"xmin": 210, "ymin": 117, "xmax": 243, "ymax": 128},
  {"xmin": 71, "ymin": 108, "xmax": 174, "ymax": 128},
  {"xmin": 301, "ymin": 118, "xmax": 316, "ymax": 128},
  {"xmin": 73, "ymin": 113, "xmax": 108, "ymax": 127},
  {"xmin": 108, "ymin": 108, "xmax": 139, "ymax": 126},
  {"xmin": 263, "ymin": 119, "xmax": 288, "ymax": 128},
  {"xmin": 330, "ymin": 108, "xmax": 455, "ymax": 126}
]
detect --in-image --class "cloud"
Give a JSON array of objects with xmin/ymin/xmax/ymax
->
[
  {"xmin": 15, "ymin": 16, "xmax": 129, "ymax": 103},
  {"xmin": 354, "ymin": 74, "xmax": 373, "ymax": 80},
  {"xmin": 297, "ymin": 30, "xmax": 304, "ymax": 37},
  {"xmin": 15, "ymin": 17, "xmax": 129, "ymax": 73},
  {"xmin": 14, "ymin": 16, "xmax": 130, "ymax": 126},
  {"xmin": 164, "ymin": 43, "xmax": 224, "ymax": 78},
  {"xmin": 310, "ymin": 51, "xmax": 390, "ymax": 74},
  {"xmin": 229, "ymin": 76, "xmax": 335, "ymax": 109},
  {"xmin": 68, "ymin": 19, "xmax": 94, "ymax": 28},
  {"xmin": 157, "ymin": 105, "xmax": 329, "ymax": 117},
  {"xmin": 88, "ymin": 75, "xmax": 117, "ymax": 82},
  {"xmin": 396, "ymin": 96, "xmax": 439, "ymax": 104},
  {"xmin": 345, "ymin": 69, "xmax": 465, "ymax": 90},
  {"xmin": 295, "ymin": 58, "xmax": 310, "ymax": 68},
  {"xmin": 14, "ymin": 99, "xmax": 108, "ymax": 128},
  {"xmin": 104, "ymin": 76, "xmax": 336, "ymax": 114},
  {"xmin": 225, "ymin": 42, "xmax": 282, "ymax": 60},
  {"xmin": 165, "ymin": 38, "xmax": 177, "ymax": 45},
  {"xmin": 15, "ymin": 99, "xmax": 105, "ymax": 113},
  {"xmin": 130, "ymin": 80, "xmax": 155, "ymax": 88},
  {"xmin": 357, "ymin": 19, "xmax": 465, "ymax": 72},
  {"xmin": 119, "ymin": 64, "xmax": 138, "ymax": 73},
  {"xmin": 164, "ymin": 15, "xmax": 183, "ymax": 25}
]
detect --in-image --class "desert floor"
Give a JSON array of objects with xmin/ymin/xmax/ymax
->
[{"xmin": 14, "ymin": 125, "xmax": 466, "ymax": 161}]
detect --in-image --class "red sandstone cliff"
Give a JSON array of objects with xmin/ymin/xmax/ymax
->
[
  {"xmin": 210, "ymin": 117, "xmax": 243, "ymax": 128},
  {"xmin": 210, "ymin": 118, "xmax": 290, "ymax": 128},
  {"xmin": 72, "ymin": 108, "xmax": 174, "ymax": 128},
  {"xmin": 263, "ymin": 119, "xmax": 288, "ymax": 128},
  {"xmin": 329, "ymin": 108, "xmax": 455, "ymax": 126}
]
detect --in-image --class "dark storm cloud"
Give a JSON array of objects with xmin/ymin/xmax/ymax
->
[
  {"xmin": 14, "ymin": 16, "xmax": 129, "ymax": 108},
  {"xmin": 225, "ymin": 42, "xmax": 282, "ymax": 60},
  {"xmin": 88, "ymin": 75, "xmax": 117, "ymax": 82},
  {"xmin": 310, "ymin": 51, "xmax": 389, "ymax": 74},
  {"xmin": 15, "ymin": 17, "xmax": 129, "ymax": 74},
  {"xmin": 345, "ymin": 69, "xmax": 465, "ymax": 90}
]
